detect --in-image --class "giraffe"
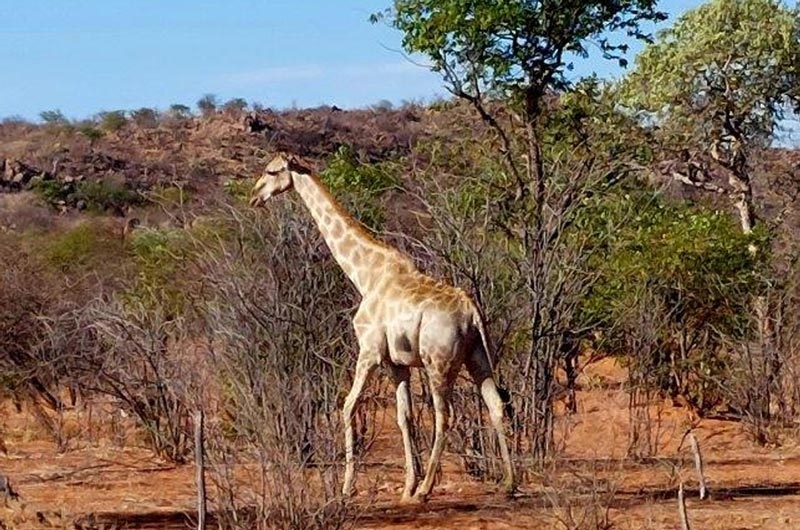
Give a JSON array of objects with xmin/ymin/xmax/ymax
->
[{"xmin": 249, "ymin": 152, "xmax": 515, "ymax": 502}]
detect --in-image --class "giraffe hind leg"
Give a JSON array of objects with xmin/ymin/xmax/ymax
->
[{"xmin": 465, "ymin": 346, "xmax": 516, "ymax": 493}]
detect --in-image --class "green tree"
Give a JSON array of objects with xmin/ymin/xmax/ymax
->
[
  {"xmin": 168, "ymin": 104, "xmax": 192, "ymax": 120},
  {"xmin": 130, "ymin": 107, "xmax": 159, "ymax": 128},
  {"xmin": 619, "ymin": 0, "xmax": 800, "ymax": 235},
  {"xmin": 320, "ymin": 145, "xmax": 400, "ymax": 231},
  {"xmin": 77, "ymin": 123, "xmax": 105, "ymax": 147},
  {"xmin": 222, "ymin": 97, "xmax": 248, "ymax": 114},
  {"xmin": 582, "ymin": 190, "xmax": 766, "ymax": 405},
  {"xmin": 197, "ymin": 93, "xmax": 218, "ymax": 117},
  {"xmin": 376, "ymin": 0, "xmax": 665, "ymax": 466},
  {"xmin": 378, "ymin": 1, "xmax": 665, "ymax": 120},
  {"xmin": 98, "ymin": 110, "xmax": 128, "ymax": 132},
  {"xmin": 619, "ymin": 0, "xmax": 800, "ymax": 443},
  {"xmin": 39, "ymin": 109, "xmax": 68, "ymax": 125}
]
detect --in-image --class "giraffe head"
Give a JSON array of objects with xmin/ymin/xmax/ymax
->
[{"xmin": 249, "ymin": 152, "xmax": 312, "ymax": 207}]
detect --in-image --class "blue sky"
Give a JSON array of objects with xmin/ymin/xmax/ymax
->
[{"xmin": 1, "ymin": 1, "xmax": 703, "ymax": 121}]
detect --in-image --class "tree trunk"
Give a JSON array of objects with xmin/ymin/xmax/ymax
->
[
  {"xmin": 530, "ymin": 342, "xmax": 556, "ymax": 466},
  {"xmin": 715, "ymin": 137, "xmax": 779, "ymax": 435}
]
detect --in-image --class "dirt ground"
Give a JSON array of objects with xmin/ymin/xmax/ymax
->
[{"xmin": 3, "ymin": 357, "xmax": 800, "ymax": 530}]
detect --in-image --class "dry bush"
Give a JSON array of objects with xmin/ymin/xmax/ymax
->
[
  {"xmin": 77, "ymin": 297, "xmax": 196, "ymax": 462},
  {"xmin": 192, "ymin": 204, "xmax": 362, "ymax": 530},
  {"xmin": 0, "ymin": 221, "xmax": 136, "ymax": 449},
  {"xmin": 402, "ymin": 129, "xmax": 619, "ymax": 481},
  {"xmin": 720, "ymin": 256, "xmax": 800, "ymax": 444},
  {"xmin": 0, "ymin": 237, "xmax": 80, "ymax": 441},
  {"xmin": 0, "ymin": 219, "xmax": 192, "ymax": 451},
  {"xmin": 768, "ymin": 274, "xmax": 800, "ymax": 429},
  {"xmin": 544, "ymin": 464, "xmax": 619, "ymax": 530},
  {"xmin": 0, "ymin": 193, "xmax": 54, "ymax": 231},
  {"xmin": 395, "ymin": 191, "xmax": 526, "ymax": 483},
  {"xmin": 410, "ymin": 232, "xmax": 524, "ymax": 484},
  {"xmin": 622, "ymin": 291, "xmax": 673, "ymax": 460},
  {"xmin": 0, "ymin": 240, "xmax": 50, "ymax": 401}
]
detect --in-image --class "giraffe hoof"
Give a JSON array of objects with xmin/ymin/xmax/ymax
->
[
  {"xmin": 399, "ymin": 487, "xmax": 417, "ymax": 503},
  {"xmin": 410, "ymin": 492, "xmax": 429, "ymax": 504},
  {"xmin": 399, "ymin": 494, "xmax": 415, "ymax": 504},
  {"xmin": 500, "ymin": 479, "xmax": 518, "ymax": 499}
]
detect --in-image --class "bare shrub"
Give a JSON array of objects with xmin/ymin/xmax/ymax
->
[
  {"xmin": 544, "ymin": 462, "xmax": 619, "ymax": 530},
  {"xmin": 0, "ymin": 223, "xmax": 133, "ymax": 449},
  {"xmin": 0, "ymin": 238, "xmax": 74, "ymax": 424},
  {"xmin": 193, "ymin": 204, "xmax": 362, "ymax": 529},
  {"xmin": 399, "ymin": 182, "xmax": 526, "ymax": 482},
  {"xmin": 79, "ymin": 297, "xmax": 196, "ymax": 462},
  {"xmin": 720, "ymin": 257, "xmax": 800, "ymax": 444},
  {"xmin": 405, "ymin": 121, "xmax": 626, "ymax": 479},
  {"xmin": 768, "ymin": 271, "xmax": 800, "ymax": 428},
  {"xmin": 622, "ymin": 291, "xmax": 672, "ymax": 460},
  {"xmin": 0, "ymin": 193, "xmax": 54, "ymax": 231}
]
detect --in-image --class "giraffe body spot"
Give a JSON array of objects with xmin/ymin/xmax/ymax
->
[{"xmin": 330, "ymin": 219, "xmax": 344, "ymax": 239}]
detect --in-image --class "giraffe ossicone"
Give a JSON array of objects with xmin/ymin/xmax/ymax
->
[{"xmin": 250, "ymin": 152, "xmax": 515, "ymax": 502}]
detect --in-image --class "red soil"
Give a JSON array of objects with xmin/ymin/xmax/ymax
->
[{"xmin": 2, "ymin": 356, "xmax": 800, "ymax": 529}]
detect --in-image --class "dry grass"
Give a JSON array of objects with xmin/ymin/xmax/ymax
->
[{"xmin": 1, "ymin": 357, "xmax": 800, "ymax": 529}]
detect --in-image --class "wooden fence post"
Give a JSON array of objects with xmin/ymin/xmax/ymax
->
[
  {"xmin": 687, "ymin": 431, "xmax": 708, "ymax": 500},
  {"xmin": 195, "ymin": 410, "xmax": 207, "ymax": 530}
]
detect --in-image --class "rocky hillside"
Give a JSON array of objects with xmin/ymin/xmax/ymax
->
[
  {"xmin": 1, "ymin": 101, "xmax": 799, "ymax": 236},
  {"xmin": 0, "ymin": 104, "xmax": 448, "ymax": 227}
]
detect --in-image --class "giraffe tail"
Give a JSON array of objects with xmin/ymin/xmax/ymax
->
[
  {"xmin": 471, "ymin": 305, "xmax": 496, "ymax": 373},
  {"xmin": 471, "ymin": 305, "xmax": 514, "ymax": 419}
]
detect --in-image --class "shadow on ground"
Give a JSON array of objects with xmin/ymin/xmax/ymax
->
[{"xmin": 77, "ymin": 481, "xmax": 800, "ymax": 529}]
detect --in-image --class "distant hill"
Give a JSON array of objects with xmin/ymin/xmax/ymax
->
[{"xmin": 1, "ymin": 101, "xmax": 799, "ymax": 240}]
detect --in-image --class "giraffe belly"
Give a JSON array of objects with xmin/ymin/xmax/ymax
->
[{"xmin": 387, "ymin": 329, "xmax": 423, "ymax": 367}]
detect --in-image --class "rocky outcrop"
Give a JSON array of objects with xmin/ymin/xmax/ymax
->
[
  {"xmin": 0, "ymin": 152, "xmax": 154, "ymax": 214},
  {"xmin": 243, "ymin": 112, "xmax": 271, "ymax": 133},
  {"xmin": 1, "ymin": 158, "xmax": 42, "ymax": 191}
]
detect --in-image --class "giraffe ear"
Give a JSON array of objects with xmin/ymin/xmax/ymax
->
[
  {"xmin": 265, "ymin": 154, "xmax": 289, "ymax": 174},
  {"xmin": 286, "ymin": 154, "xmax": 314, "ymax": 175}
]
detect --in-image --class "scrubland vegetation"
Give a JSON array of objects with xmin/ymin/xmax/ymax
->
[{"xmin": 4, "ymin": 0, "xmax": 800, "ymax": 528}]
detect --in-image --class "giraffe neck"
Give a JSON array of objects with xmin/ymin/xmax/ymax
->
[{"xmin": 291, "ymin": 172, "xmax": 415, "ymax": 295}]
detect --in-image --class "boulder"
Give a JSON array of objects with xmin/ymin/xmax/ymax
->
[
  {"xmin": 243, "ymin": 112, "xmax": 271, "ymax": 133},
  {"xmin": 1, "ymin": 158, "xmax": 39, "ymax": 191}
]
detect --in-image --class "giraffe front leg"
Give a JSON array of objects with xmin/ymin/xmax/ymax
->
[
  {"xmin": 414, "ymin": 389, "xmax": 449, "ymax": 502},
  {"xmin": 388, "ymin": 365, "xmax": 419, "ymax": 501},
  {"xmin": 341, "ymin": 358, "xmax": 378, "ymax": 497}
]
